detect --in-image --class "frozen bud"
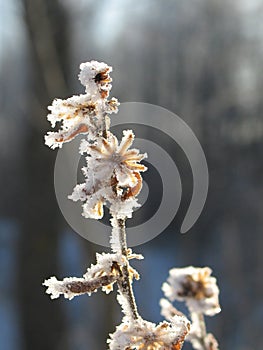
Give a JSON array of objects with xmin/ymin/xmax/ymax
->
[
  {"xmin": 79, "ymin": 60, "xmax": 113, "ymax": 98},
  {"xmin": 162, "ymin": 267, "xmax": 221, "ymax": 316},
  {"xmin": 105, "ymin": 97, "xmax": 120, "ymax": 114}
]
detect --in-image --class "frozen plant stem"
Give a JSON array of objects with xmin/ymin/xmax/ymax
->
[
  {"xmin": 102, "ymin": 111, "xmax": 108, "ymax": 139},
  {"xmin": 43, "ymin": 60, "xmax": 221, "ymax": 349},
  {"xmin": 116, "ymin": 217, "xmax": 139, "ymax": 320},
  {"xmin": 195, "ymin": 313, "xmax": 207, "ymax": 348}
]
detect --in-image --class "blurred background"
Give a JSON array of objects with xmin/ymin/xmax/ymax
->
[{"xmin": 0, "ymin": 0, "xmax": 263, "ymax": 349}]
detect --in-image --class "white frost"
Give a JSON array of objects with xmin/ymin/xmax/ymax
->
[
  {"xmin": 108, "ymin": 316, "xmax": 190, "ymax": 350},
  {"xmin": 68, "ymin": 130, "xmax": 147, "ymax": 220},
  {"xmin": 79, "ymin": 60, "xmax": 112, "ymax": 97},
  {"xmin": 162, "ymin": 266, "xmax": 221, "ymax": 316}
]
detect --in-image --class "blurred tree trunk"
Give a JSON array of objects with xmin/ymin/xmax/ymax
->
[{"xmin": 18, "ymin": 1, "xmax": 70, "ymax": 349}]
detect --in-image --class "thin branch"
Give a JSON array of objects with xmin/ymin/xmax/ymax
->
[
  {"xmin": 66, "ymin": 274, "xmax": 119, "ymax": 295},
  {"xmin": 116, "ymin": 218, "xmax": 140, "ymax": 320},
  {"xmin": 190, "ymin": 312, "xmax": 211, "ymax": 350},
  {"xmin": 44, "ymin": 269, "xmax": 121, "ymax": 300}
]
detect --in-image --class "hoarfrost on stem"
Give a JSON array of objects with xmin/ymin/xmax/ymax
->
[
  {"xmin": 43, "ymin": 251, "xmax": 142, "ymax": 300},
  {"xmin": 43, "ymin": 60, "xmax": 221, "ymax": 350}
]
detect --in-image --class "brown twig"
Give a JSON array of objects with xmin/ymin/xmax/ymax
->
[{"xmin": 66, "ymin": 273, "xmax": 120, "ymax": 295}]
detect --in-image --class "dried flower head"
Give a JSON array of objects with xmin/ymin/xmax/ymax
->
[
  {"xmin": 79, "ymin": 60, "xmax": 113, "ymax": 98},
  {"xmin": 108, "ymin": 317, "xmax": 190, "ymax": 350},
  {"xmin": 45, "ymin": 95, "xmax": 95, "ymax": 149},
  {"xmin": 69, "ymin": 130, "xmax": 147, "ymax": 219},
  {"xmin": 162, "ymin": 267, "xmax": 221, "ymax": 316},
  {"xmin": 44, "ymin": 61, "xmax": 119, "ymax": 149}
]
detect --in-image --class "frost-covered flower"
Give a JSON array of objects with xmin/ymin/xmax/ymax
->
[
  {"xmin": 45, "ymin": 95, "xmax": 95, "ymax": 149},
  {"xmin": 44, "ymin": 61, "xmax": 119, "ymax": 149},
  {"xmin": 69, "ymin": 130, "xmax": 147, "ymax": 219},
  {"xmin": 162, "ymin": 267, "xmax": 221, "ymax": 316},
  {"xmin": 108, "ymin": 316, "xmax": 190, "ymax": 350}
]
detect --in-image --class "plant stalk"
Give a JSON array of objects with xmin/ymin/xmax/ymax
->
[{"xmin": 116, "ymin": 218, "xmax": 140, "ymax": 320}]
